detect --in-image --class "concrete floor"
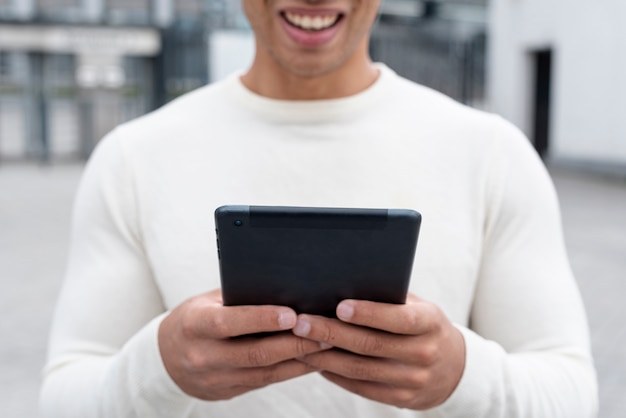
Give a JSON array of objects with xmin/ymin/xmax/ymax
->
[
  {"xmin": 0, "ymin": 162, "xmax": 624, "ymax": 417},
  {"xmin": 550, "ymin": 166, "xmax": 626, "ymax": 418}
]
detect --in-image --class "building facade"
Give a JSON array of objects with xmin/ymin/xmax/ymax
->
[
  {"xmin": 0, "ymin": 0, "xmax": 488, "ymax": 162},
  {"xmin": 488, "ymin": 0, "xmax": 626, "ymax": 171},
  {"xmin": 0, "ymin": 0, "xmax": 240, "ymax": 161},
  {"xmin": 372, "ymin": 0, "xmax": 487, "ymax": 108}
]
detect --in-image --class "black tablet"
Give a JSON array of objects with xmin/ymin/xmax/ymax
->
[{"xmin": 215, "ymin": 205, "xmax": 421, "ymax": 317}]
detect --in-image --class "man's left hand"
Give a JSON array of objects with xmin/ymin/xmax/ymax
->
[{"xmin": 292, "ymin": 294, "xmax": 466, "ymax": 410}]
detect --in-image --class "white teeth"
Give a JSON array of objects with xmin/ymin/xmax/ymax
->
[{"xmin": 284, "ymin": 12, "xmax": 339, "ymax": 31}]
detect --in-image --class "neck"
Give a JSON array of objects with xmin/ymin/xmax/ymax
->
[{"xmin": 241, "ymin": 44, "xmax": 380, "ymax": 101}]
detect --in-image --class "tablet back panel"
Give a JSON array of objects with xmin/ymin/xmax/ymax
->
[{"xmin": 215, "ymin": 206, "xmax": 421, "ymax": 317}]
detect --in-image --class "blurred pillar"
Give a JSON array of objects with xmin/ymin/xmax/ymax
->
[
  {"xmin": 153, "ymin": 0, "xmax": 174, "ymax": 28},
  {"xmin": 84, "ymin": 0, "xmax": 105, "ymax": 23},
  {"xmin": 14, "ymin": 0, "xmax": 35, "ymax": 20},
  {"xmin": 77, "ymin": 94, "xmax": 94, "ymax": 159},
  {"xmin": 27, "ymin": 52, "xmax": 49, "ymax": 163},
  {"xmin": 422, "ymin": 1, "xmax": 439, "ymax": 19},
  {"xmin": 75, "ymin": 53, "xmax": 124, "ymax": 156}
]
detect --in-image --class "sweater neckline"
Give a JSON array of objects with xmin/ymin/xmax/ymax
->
[{"xmin": 226, "ymin": 63, "xmax": 396, "ymax": 124}]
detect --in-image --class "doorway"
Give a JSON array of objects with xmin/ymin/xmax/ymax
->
[{"xmin": 531, "ymin": 49, "xmax": 553, "ymax": 158}]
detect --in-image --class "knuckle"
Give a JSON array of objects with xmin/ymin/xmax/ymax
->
[
  {"xmin": 181, "ymin": 297, "xmax": 227, "ymax": 339},
  {"xmin": 423, "ymin": 304, "xmax": 444, "ymax": 332},
  {"xmin": 182, "ymin": 348, "xmax": 207, "ymax": 372},
  {"xmin": 321, "ymin": 322, "xmax": 335, "ymax": 344},
  {"xmin": 294, "ymin": 336, "xmax": 309, "ymax": 356},
  {"xmin": 405, "ymin": 308, "xmax": 422, "ymax": 332},
  {"xmin": 347, "ymin": 362, "xmax": 375, "ymax": 380},
  {"xmin": 206, "ymin": 312, "xmax": 230, "ymax": 338},
  {"xmin": 357, "ymin": 334, "xmax": 386, "ymax": 354},
  {"xmin": 393, "ymin": 389, "xmax": 419, "ymax": 409},
  {"xmin": 416, "ymin": 343, "xmax": 440, "ymax": 366},
  {"xmin": 180, "ymin": 304, "xmax": 200, "ymax": 339},
  {"xmin": 405, "ymin": 369, "xmax": 430, "ymax": 390},
  {"xmin": 247, "ymin": 346, "xmax": 272, "ymax": 367}
]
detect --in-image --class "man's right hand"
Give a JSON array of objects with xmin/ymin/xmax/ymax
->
[{"xmin": 158, "ymin": 289, "xmax": 329, "ymax": 401}]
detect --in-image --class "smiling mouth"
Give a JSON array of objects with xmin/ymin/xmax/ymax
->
[{"xmin": 282, "ymin": 11, "xmax": 343, "ymax": 31}]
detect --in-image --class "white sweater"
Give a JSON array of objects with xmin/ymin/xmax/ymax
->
[{"xmin": 41, "ymin": 65, "xmax": 597, "ymax": 417}]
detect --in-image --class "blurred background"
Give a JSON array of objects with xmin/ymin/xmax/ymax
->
[{"xmin": 0, "ymin": 0, "xmax": 624, "ymax": 416}]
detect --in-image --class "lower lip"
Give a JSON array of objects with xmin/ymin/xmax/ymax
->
[{"xmin": 280, "ymin": 16, "xmax": 343, "ymax": 48}]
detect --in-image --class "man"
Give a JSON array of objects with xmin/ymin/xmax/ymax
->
[{"xmin": 41, "ymin": 1, "xmax": 598, "ymax": 417}]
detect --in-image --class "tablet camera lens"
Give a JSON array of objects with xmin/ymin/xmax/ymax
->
[{"xmin": 234, "ymin": 220, "xmax": 243, "ymax": 227}]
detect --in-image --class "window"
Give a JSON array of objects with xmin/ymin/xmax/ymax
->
[
  {"xmin": 0, "ymin": 0, "xmax": 14, "ymax": 19},
  {"xmin": 0, "ymin": 51, "xmax": 10, "ymax": 82},
  {"xmin": 176, "ymin": 0, "xmax": 205, "ymax": 17},
  {"xmin": 37, "ymin": 0, "xmax": 84, "ymax": 22},
  {"xmin": 0, "ymin": 51, "xmax": 29, "ymax": 91},
  {"xmin": 108, "ymin": 0, "xmax": 152, "ymax": 25}
]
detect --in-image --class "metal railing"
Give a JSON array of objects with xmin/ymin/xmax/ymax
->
[{"xmin": 371, "ymin": 16, "xmax": 486, "ymax": 107}]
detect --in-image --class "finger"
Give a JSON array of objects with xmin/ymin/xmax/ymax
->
[
  {"xmin": 225, "ymin": 359, "xmax": 320, "ymax": 389},
  {"xmin": 321, "ymin": 372, "xmax": 438, "ymax": 410},
  {"xmin": 294, "ymin": 315, "xmax": 412, "ymax": 359},
  {"xmin": 298, "ymin": 349, "xmax": 427, "ymax": 388},
  {"xmin": 336, "ymin": 296, "xmax": 441, "ymax": 336},
  {"xmin": 222, "ymin": 333, "xmax": 332, "ymax": 368},
  {"xmin": 195, "ymin": 360, "xmax": 320, "ymax": 401},
  {"xmin": 187, "ymin": 296, "xmax": 298, "ymax": 338}
]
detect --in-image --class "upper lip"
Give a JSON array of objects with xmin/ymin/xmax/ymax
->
[{"xmin": 278, "ymin": 4, "xmax": 347, "ymax": 18}]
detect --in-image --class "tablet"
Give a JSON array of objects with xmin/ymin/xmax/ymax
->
[{"xmin": 215, "ymin": 205, "xmax": 421, "ymax": 317}]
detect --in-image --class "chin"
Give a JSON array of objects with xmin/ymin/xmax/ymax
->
[{"xmin": 275, "ymin": 54, "xmax": 351, "ymax": 79}]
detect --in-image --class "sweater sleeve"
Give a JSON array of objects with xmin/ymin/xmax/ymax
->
[
  {"xmin": 432, "ymin": 117, "xmax": 598, "ymax": 417},
  {"xmin": 39, "ymin": 131, "xmax": 195, "ymax": 417}
]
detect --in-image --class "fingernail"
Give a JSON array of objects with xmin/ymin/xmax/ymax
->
[
  {"xmin": 278, "ymin": 311, "xmax": 296, "ymax": 329},
  {"xmin": 320, "ymin": 342, "xmax": 333, "ymax": 350},
  {"xmin": 337, "ymin": 301, "xmax": 354, "ymax": 321},
  {"xmin": 293, "ymin": 318, "xmax": 311, "ymax": 337}
]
